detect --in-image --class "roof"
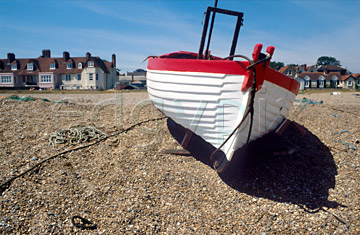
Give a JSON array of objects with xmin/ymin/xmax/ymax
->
[
  {"xmin": 317, "ymin": 65, "xmax": 346, "ymax": 71},
  {"xmin": 0, "ymin": 52, "xmax": 115, "ymax": 75},
  {"xmin": 351, "ymin": 73, "xmax": 360, "ymax": 79},
  {"xmin": 306, "ymin": 65, "xmax": 316, "ymax": 70},
  {"xmin": 279, "ymin": 65, "xmax": 290, "ymax": 73},
  {"xmin": 297, "ymin": 72, "xmax": 342, "ymax": 81},
  {"xmin": 341, "ymin": 75, "xmax": 356, "ymax": 81}
]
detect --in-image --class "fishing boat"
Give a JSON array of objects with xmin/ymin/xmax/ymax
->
[{"xmin": 146, "ymin": 5, "xmax": 300, "ymax": 172}]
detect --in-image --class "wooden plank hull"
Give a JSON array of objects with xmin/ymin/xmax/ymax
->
[{"xmin": 147, "ymin": 52, "xmax": 299, "ymax": 171}]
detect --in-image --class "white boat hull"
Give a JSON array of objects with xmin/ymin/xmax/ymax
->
[{"xmin": 147, "ymin": 69, "xmax": 296, "ymax": 169}]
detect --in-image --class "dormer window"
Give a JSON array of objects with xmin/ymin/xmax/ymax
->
[
  {"xmin": 67, "ymin": 63, "xmax": 73, "ymax": 69},
  {"xmin": 11, "ymin": 64, "xmax": 17, "ymax": 71},
  {"xmin": 27, "ymin": 63, "xmax": 33, "ymax": 71},
  {"xmin": 78, "ymin": 63, "xmax": 82, "ymax": 69},
  {"xmin": 88, "ymin": 61, "xmax": 94, "ymax": 67},
  {"xmin": 50, "ymin": 63, "xmax": 56, "ymax": 70}
]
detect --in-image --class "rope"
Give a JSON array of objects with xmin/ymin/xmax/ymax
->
[
  {"xmin": 0, "ymin": 116, "xmax": 166, "ymax": 195},
  {"xmin": 209, "ymin": 53, "xmax": 273, "ymax": 171},
  {"xmin": 209, "ymin": 63, "xmax": 258, "ymax": 170},
  {"xmin": 49, "ymin": 126, "xmax": 107, "ymax": 147}
]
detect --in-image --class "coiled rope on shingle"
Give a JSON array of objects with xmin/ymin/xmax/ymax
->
[
  {"xmin": 49, "ymin": 126, "xmax": 107, "ymax": 147},
  {"xmin": 0, "ymin": 116, "xmax": 166, "ymax": 195}
]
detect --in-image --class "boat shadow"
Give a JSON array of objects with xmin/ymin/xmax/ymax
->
[{"xmin": 167, "ymin": 118, "xmax": 342, "ymax": 211}]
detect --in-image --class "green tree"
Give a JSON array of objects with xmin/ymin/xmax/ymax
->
[
  {"xmin": 269, "ymin": 61, "xmax": 285, "ymax": 71},
  {"xmin": 316, "ymin": 56, "xmax": 341, "ymax": 66}
]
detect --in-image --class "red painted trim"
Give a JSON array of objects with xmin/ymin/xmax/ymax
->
[
  {"xmin": 147, "ymin": 52, "xmax": 300, "ymax": 95},
  {"xmin": 148, "ymin": 57, "xmax": 249, "ymax": 75}
]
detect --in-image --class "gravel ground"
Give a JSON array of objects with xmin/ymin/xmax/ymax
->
[{"xmin": 0, "ymin": 91, "xmax": 359, "ymax": 234}]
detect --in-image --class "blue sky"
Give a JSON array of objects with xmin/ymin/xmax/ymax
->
[{"xmin": 1, "ymin": 0, "xmax": 359, "ymax": 73}]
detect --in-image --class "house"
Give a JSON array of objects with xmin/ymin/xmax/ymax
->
[
  {"xmin": 279, "ymin": 62, "xmax": 349, "ymax": 90},
  {"xmin": 279, "ymin": 65, "xmax": 296, "ymax": 77},
  {"xmin": 0, "ymin": 50, "xmax": 118, "ymax": 90},
  {"xmin": 340, "ymin": 75, "xmax": 356, "ymax": 90},
  {"xmin": 117, "ymin": 70, "xmax": 146, "ymax": 90},
  {"xmin": 352, "ymin": 73, "xmax": 360, "ymax": 90},
  {"xmin": 279, "ymin": 64, "xmax": 307, "ymax": 78},
  {"xmin": 295, "ymin": 72, "xmax": 341, "ymax": 89},
  {"xmin": 306, "ymin": 65, "xmax": 317, "ymax": 72}
]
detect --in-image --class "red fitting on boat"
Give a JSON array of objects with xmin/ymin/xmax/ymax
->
[
  {"xmin": 241, "ymin": 43, "xmax": 263, "ymax": 92},
  {"xmin": 252, "ymin": 43, "xmax": 263, "ymax": 61},
  {"xmin": 241, "ymin": 70, "xmax": 253, "ymax": 92},
  {"xmin": 265, "ymin": 46, "xmax": 275, "ymax": 69},
  {"xmin": 266, "ymin": 46, "xmax": 275, "ymax": 57}
]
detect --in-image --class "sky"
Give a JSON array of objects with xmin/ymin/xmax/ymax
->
[{"xmin": 0, "ymin": 0, "xmax": 359, "ymax": 73}]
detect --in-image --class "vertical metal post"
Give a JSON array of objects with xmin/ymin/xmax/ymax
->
[
  {"xmin": 204, "ymin": 0, "xmax": 218, "ymax": 59},
  {"xmin": 197, "ymin": 8, "xmax": 211, "ymax": 59},
  {"xmin": 229, "ymin": 16, "xmax": 243, "ymax": 59}
]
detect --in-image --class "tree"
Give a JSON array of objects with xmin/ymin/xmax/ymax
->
[
  {"xmin": 269, "ymin": 61, "xmax": 285, "ymax": 71},
  {"xmin": 316, "ymin": 56, "xmax": 341, "ymax": 66}
]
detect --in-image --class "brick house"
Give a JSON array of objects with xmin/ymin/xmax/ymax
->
[
  {"xmin": 279, "ymin": 63, "xmax": 349, "ymax": 90},
  {"xmin": 0, "ymin": 50, "xmax": 118, "ymax": 90}
]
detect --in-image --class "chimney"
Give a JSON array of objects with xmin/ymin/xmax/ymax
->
[
  {"xmin": 302, "ymin": 64, "xmax": 307, "ymax": 71},
  {"xmin": 63, "ymin": 51, "xmax": 70, "ymax": 61},
  {"xmin": 42, "ymin": 49, "xmax": 51, "ymax": 58},
  {"xmin": 112, "ymin": 54, "xmax": 116, "ymax": 67},
  {"xmin": 7, "ymin": 53, "xmax": 15, "ymax": 63},
  {"xmin": 86, "ymin": 52, "xmax": 91, "ymax": 59}
]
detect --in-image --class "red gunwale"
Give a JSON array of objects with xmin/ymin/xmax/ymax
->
[{"xmin": 147, "ymin": 52, "xmax": 300, "ymax": 95}]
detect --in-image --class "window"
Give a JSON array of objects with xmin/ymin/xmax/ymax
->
[
  {"xmin": 304, "ymin": 76, "xmax": 310, "ymax": 88},
  {"xmin": 88, "ymin": 61, "xmax": 94, "ymax": 67},
  {"xmin": 96, "ymin": 74, "xmax": 98, "ymax": 80},
  {"xmin": 40, "ymin": 75, "xmax": 51, "ymax": 83},
  {"xmin": 319, "ymin": 80, "xmax": 324, "ymax": 88},
  {"xmin": 1, "ymin": 76, "xmax": 12, "ymax": 83},
  {"xmin": 11, "ymin": 64, "xmax": 17, "ymax": 70},
  {"xmin": 347, "ymin": 81, "xmax": 353, "ymax": 86},
  {"xmin": 50, "ymin": 63, "xmax": 56, "ymax": 69},
  {"xmin": 78, "ymin": 63, "xmax": 82, "ymax": 69},
  {"xmin": 65, "ymin": 74, "xmax": 71, "ymax": 81},
  {"xmin": 77, "ymin": 74, "xmax": 81, "ymax": 81},
  {"xmin": 27, "ymin": 63, "xmax": 33, "ymax": 71},
  {"xmin": 89, "ymin": 73, "xmax": 93, "ymax": 80},
  {"xmin": 76, "ymin": 86, "xmax": 80, "ymax": 90},
  {"xmin": 67, "ymin": 63, "xmax": 73, "ymax": 69}
]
